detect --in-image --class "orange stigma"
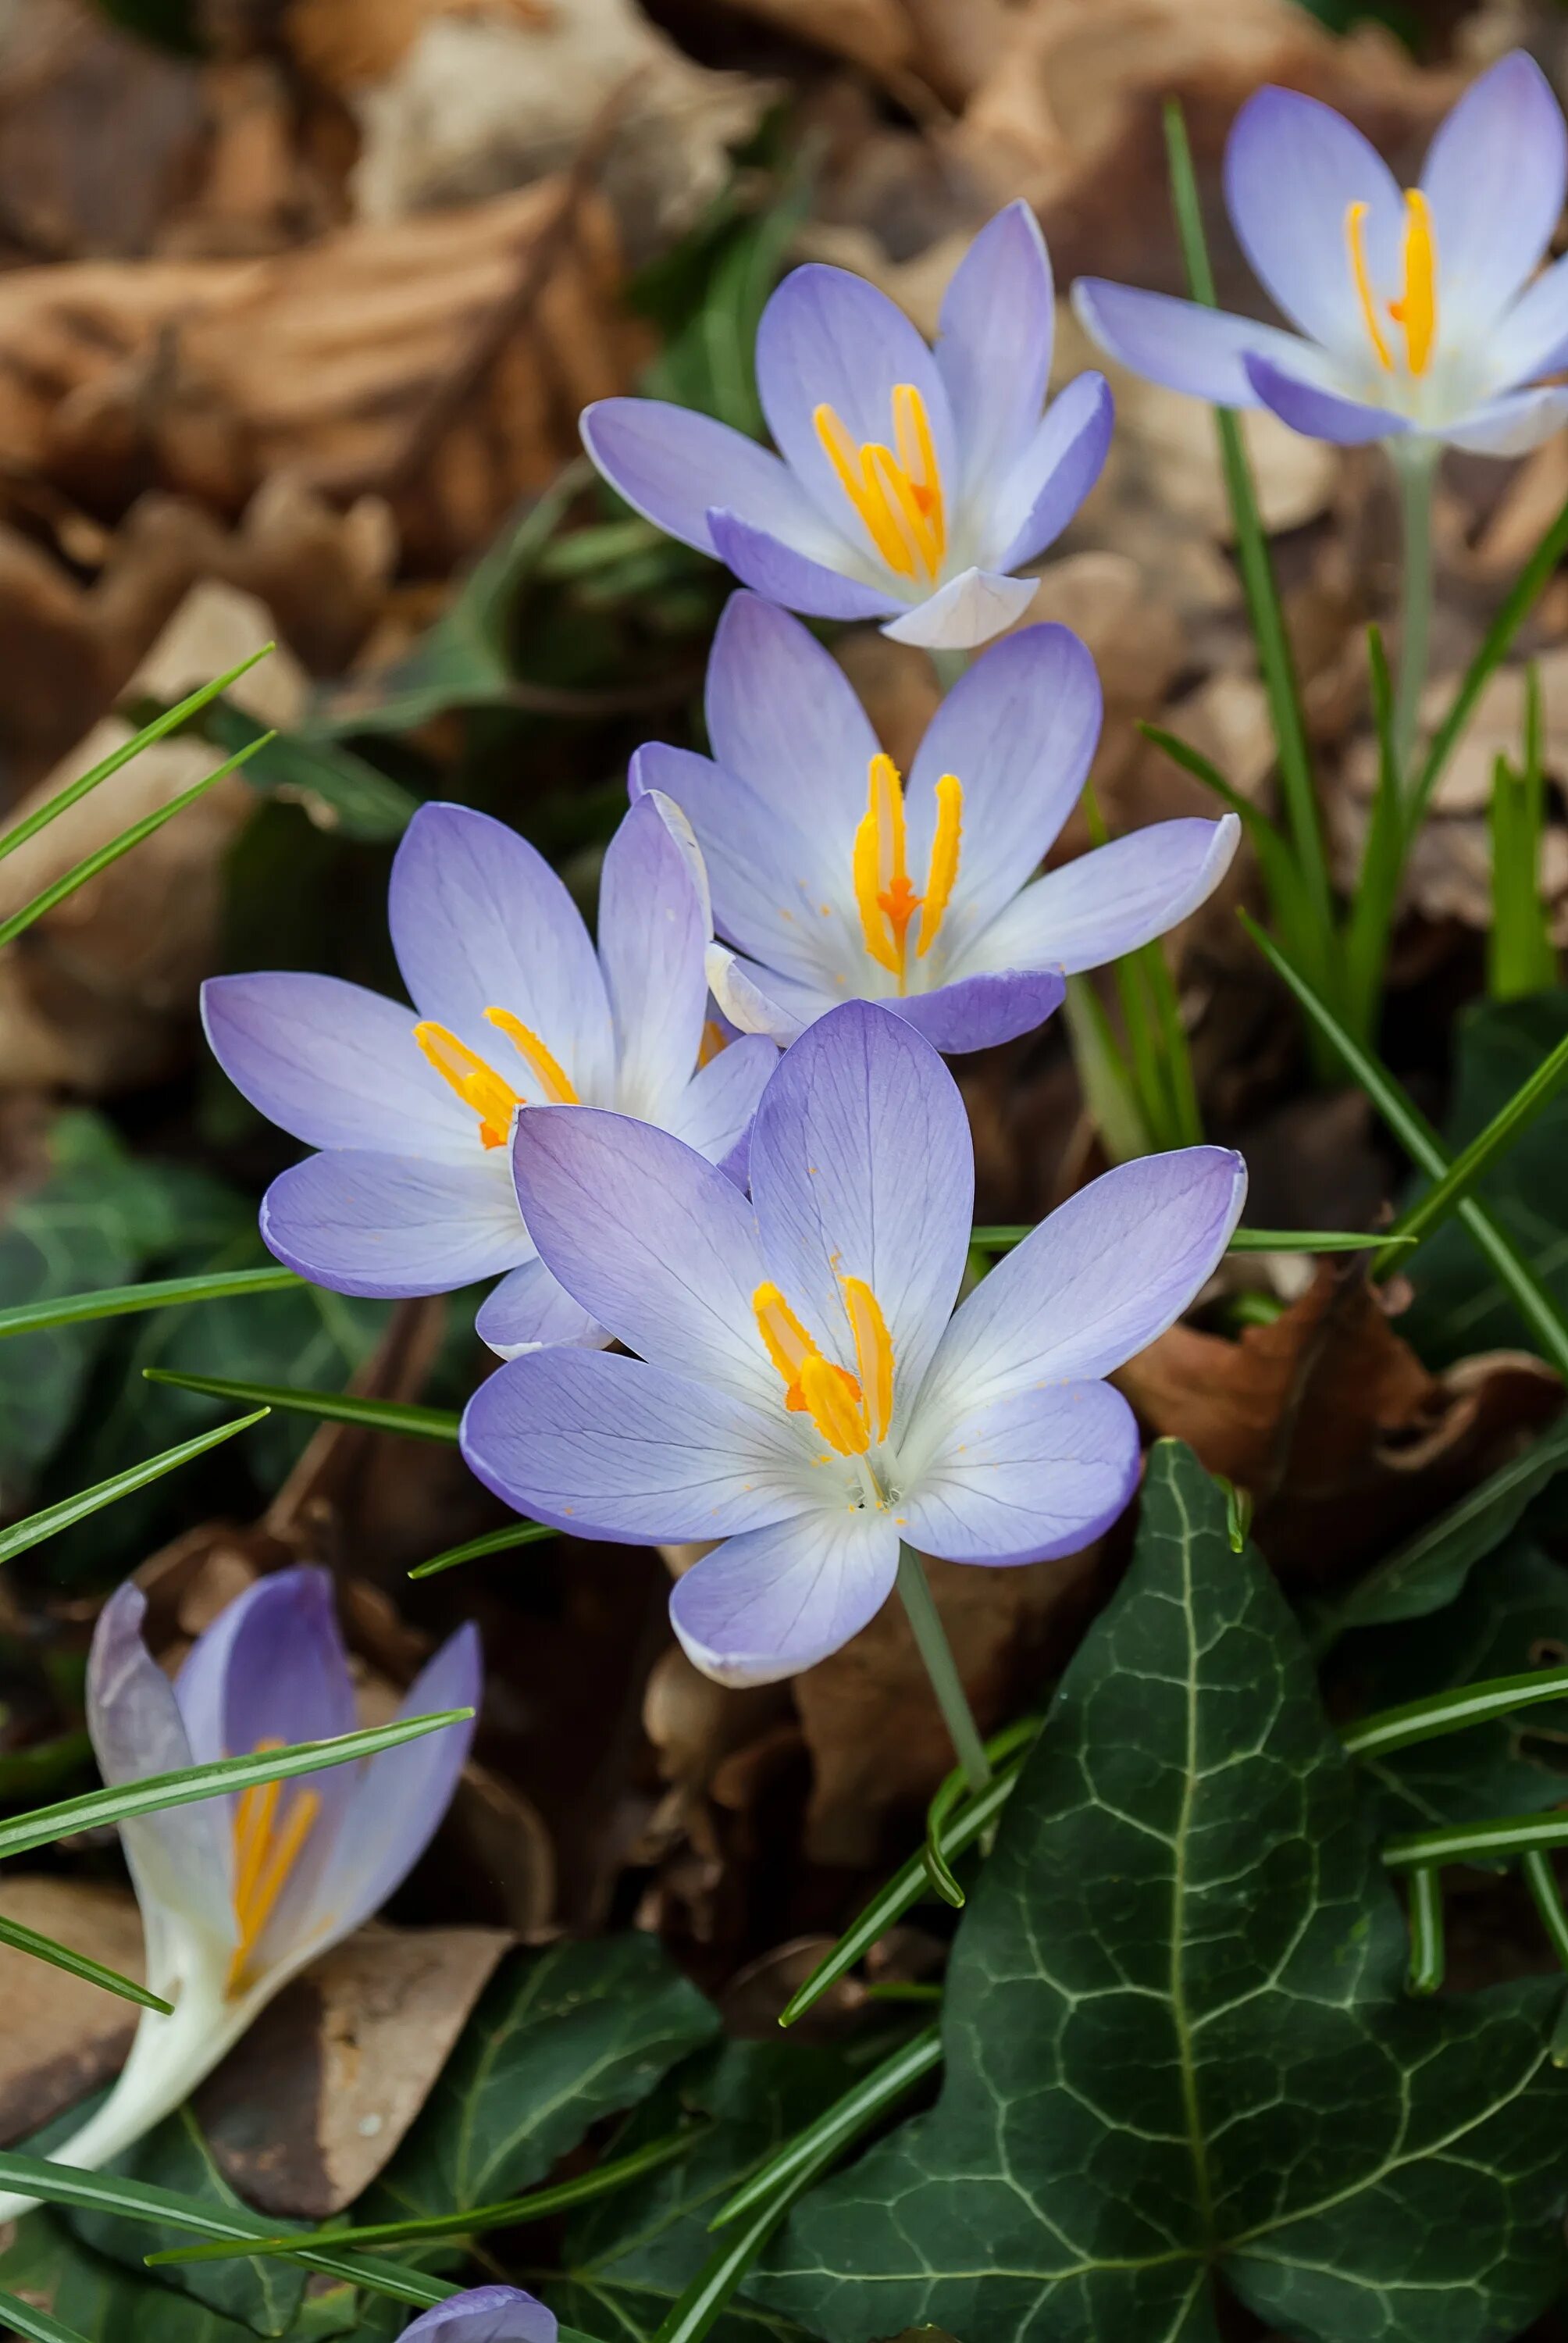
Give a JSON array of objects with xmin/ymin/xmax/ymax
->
[
  {"xmin": 852, "ymin": 755, "xmax": 964, "ymax": 992},
  {"xmin": 752, "ymin": 1276, "xmax": 895, "ymax": 1457},
  {"xmin": 814, "ymin": 383, "xmax": 947, "ymax": 583}
]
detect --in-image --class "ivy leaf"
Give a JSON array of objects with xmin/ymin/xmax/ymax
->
[
  {"xmin": 1337, "ymin": 1538, "xmax": 1568, "ymax": 1838},
  {"xmin": 758, "ymin": 1442, "xmax": 1568, "ymax": 2343},
  {"xmin": 1400, "ymin": 990, "xmax": 1568, "ymax": 1368},
  {"xmin": 551, "ymin": 2039, "xmax": 855, "ymax": 2343},
  {"xmin": 362, "ymin": 1938, "xmax": 720, "ymax": 2223}
]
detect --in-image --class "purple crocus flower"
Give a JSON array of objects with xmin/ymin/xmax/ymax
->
[
  {"xmin": 633, "ymin": 593, "xmax": 1238, "ymax": 1053},
  {"xmin": 401, "ymin": 2289, "xmax": 557, "ymax": 2342},
  {"xmin": 1074, "ymin": 52, "xmax": 1568, "ymax": 452},
  {"xmin": 0, "ymin": 1569, "xmax": 476, "ymax": 2223},
  {"xmin": 461, "ymin": 1000, "xmax": 1245, "ymax": 1685},
  {"xmin": 582, "ymin": 202, "xmax": 1113, "ymax": 651},
  {"xmin": 202, "ymin": 796, "xmax": 775, "ymax": 1358}
]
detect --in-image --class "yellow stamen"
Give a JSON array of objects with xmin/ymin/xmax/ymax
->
[
  {"xmin": 1388, "ymin": 187, "xmax": 1436, "ymax": 376},
  {"xmin": 753, "ymin": 1279, "xmax": 818, "ymax": 1396},
  {"xmin": 1346, "ymin": 190, "xmax": 1438, "ymax": 378},
  {"xmin": 226, "ymin": 1741, "xmax": 322, "ymax": 1996},
  {"xmin": 752, "ymin": 1279, "xmax": 872, "ymax": 1455},
  {"xmin": 841, "ymin": 1275, "xmax": 894, "ymax": 1444},
  {"xmin": 852, "ymin": 756, "xmax": 964, "ymax": 990},
  {"xmin": 916, "ymin": 775, "xmax": 963, "ymax": 959},
  {"xmin": 812, "ymin": 383, "xmax": 947, "ymax": 583},
  {"xmin": 484, "ymin": 1007, "xmax": 579, "ymax": 1104},
  {"xmin": 415, "ymin": 1021, "xmax": 521, "ymax": 1150}
]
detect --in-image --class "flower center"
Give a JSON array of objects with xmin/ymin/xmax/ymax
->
[
  {"xmin": 414, "ymin": 1007, "xmax": 579, "ymax": 1148},
  {"xmin": 813, "ymin": 383, "xmax": 947, "ymax": 583},
  {"xmin": 1345, "ymin": 189, "xmax": 1437, "ymax": 376},
  {"xmin": 753, "ymin": 1275, "xmax": 894, "ymax": 1458},
  {"xmin": 852, "ymin": 753, "xmax": 962, "ymax": 993},
  {"xmin": 227, "ymin": 1741, "xmax": 321, "ymax": 1996}
]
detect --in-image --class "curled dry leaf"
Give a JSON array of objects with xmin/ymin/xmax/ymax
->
[
  {"xmin": 0, "ymin": 1878, "xmax": 145, "ymax": 2147},
  {"xmin": 1114, "ymin": 1260, "xmax": 1563, "ymax": 1584}
]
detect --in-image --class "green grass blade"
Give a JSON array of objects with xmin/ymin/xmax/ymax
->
[
  {"xmin": 1371, "ymin": 1013, "xmax": 1568, "ymax": 1275},
  {"xmin": 0, "ymin": 2287, "xmax": 94, "ymax": 2343},
  {"xmin": 1523, "ymin": 1848, "xmax": 1568, "ymax": 1970},
  {"xmin": 709, "ymin": 2025, "xmax": 941, "ymax": 2237},
  {"xmin": 0, "ymin": 1410, "xmax": 270, "ymax": 1566},
  {"xmin": 0, "ymin": 2151, "xmax": 451, "ymax": 2308},
  {"xmin": 1240, "ymin": 911, "xmax": 1568, "ymax": 1380},
  {"xmin": 141, "ymin": 1368, "xmax": 460, "ymax": 1442},
  {"xmin": 1384, "ymin": 1809, "xmax": 1568, "ymax": 1869},
  {"xmin": 1404, "ymin": 1865, "xmax": 1445, "ymax": 1996},
  {"xmin": 408, "ymin": 1518, "xmax": 557, "ymax": 1578},
  {"xmin": 1163, "ymin": 101, "xmax": 1335, "ymax": 967},
  {"xmin": 147, "ymin": 2127, "xmax": 701, "ymax": 2265},
  {"xmin": 0, "ymin": 1911, "xmax": 171, "ymax": 2013},
  {"xmin": 0, "ymin": 1710, "xmax": 472, "ymax": 1863},
  {"xmin": 0, "ymin": 1264, "xmax": 301, "ymax": 1340},
  {"xmin": 0, "ymin": 736, "xmax": 273, "ymax": 951},
  {"xmin": 1343, "ymin": 1664, "xmax": 1568, "ymax": 1759},
  {"xmin": 1488, "ymin": 669, "xmax": 1556, "ymax": 1003},
  {"xmin": 1060, "ymin": 975, "xmax": 1150, "ymax": 1164},
  {"xmin": 968, "ymin": 1225, "xmax": 1406, "ymax": 1255},
  {"xmin": 0, "ymin": 649, "xmax": 272, "ymax": 866},
  {"xmin": 1137, "ymin": 720, "xmax": 1307, "ymax": 927}
]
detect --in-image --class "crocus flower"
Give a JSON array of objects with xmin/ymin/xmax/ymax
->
[
  {"xmin": 401, "ymin": 2289, "xmax": 557, "ymax": 2341},
  {"xmin": 461, "ymin": 1000, "xmax": 1245, "ymax": 1685},
  {"xmin": 633, "ymin": 592, "xmax": 1238, "ymax": 1052},
  {"xmin": 202, "ymin": 796, "xmax": 775, "ymax": 1358},
  {"xmin": 0, "ymin": 1569, "xmax": 476, "ymax": 2224},
  {"xmin": 582, "ymin": 201, "xmax": 1113, "ymax": 651},
  {"xmin": 1074, "ymin": 52, "xmax": 1568, "ymax": 453}
]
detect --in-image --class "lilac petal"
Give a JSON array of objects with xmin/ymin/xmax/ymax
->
[
  {"xmin": 661, "ymin": 1033, "xmax": 778, "ymax": 1177},
  {"xmin": 923, "ymin": 1147, "xmax": 1246, "ymax": 1418},
  {"xmin": 754, "ymin": 262, "xmax": 958, "ymax": 548},
  {"xmin": 629, "ymin": 743, "xmax": 858, "ymax": 997},
  {"xmin": 748, "ymin": 1000, "xmax": 972, "ymax": 1419},
  {"xmin": 890, "ymin": 968, "xmax": 1065, "ymax": 1054},
  {"xmin": 1443, "ymin": 384, "xmax": 1568, "ymax": 457},
  {"xmin": 705, "ymin": 946, "xmax": 832, "ymax": 1047},
  {"xmin": 1491, "ymin": 253, "xmax": 1568, "ymax": 387},
  {"xmin": 1071, "ymin": 280, "xmax": 1306, "ymax": 407},
  {"xmin": 87, "ymin": 1584, "xmax": 232, "ymax": 1949},
  {"xmin": 201, "ymin": 974, "xmax": 472, "ymax": 1162},
  {"xmin": 707, "ymin": 509, "xmax": 905, "ymax": 622},
  {"xmin": 579, "ymin": 398, "xmax": 839, "ymax": 564},
  {"xmin": 902, "ymin": 1380, "xmax": 1140, "ymax": 1565},
  {"xmin": 387, "ymin": 803, "xmax": 613, "ymax": 1104},
  {"xmin": 953, "ymin": 816, "xmax": 1240, "ymax": 980},
  {"xmin": 1224, "ymin": 84, "xmax": 1404, "ymax": 357},
  {"xmin": 598, "ymin": 793, "xmax": 707, "ymax": 1122},
  {"xmin": 935, "ymin": 200, "xmax": 1054, "ymax": 504},
  {"xmin": 1245, "ymin": 355, "xmax": 1407, "ymax": 445},
  {"xmin": 508, "ymin": 1107, "xmax": 775, "ymax": 1405},
  {"xmin": 400, "ymin": 2288, "xmax": 558, "ymax": 2343},
  {"xmin": 992, "ymin": 373, "xmax": 1115, "ymax": 570},
  {"xmin": 668, "ymin": 1509, "xmax": 900, "ymax": 1685},
  {"xmin": 904, "ymin": 622, "xmax": 1102, "ymax": 945},
  {"xmin": 308, "ymin": 1623, "xmax": 479, "ymax": 1948},
  {"xmin": 460, "ymin": 1350, "xmax": 813, "ymax": 1542},
  {"xmin": 880, "ymin": 568, "xmax": 1039, "ymax": 650},
  {"xmin": 476, "ymin": 1257, "xmax": 608, "ymax": 1360},
  {"xmin": 261, "ymin": 1147, "xmax": 529, "ymax": 1298},
  {"xmin": 704, "ymin": 593, "xmax": 879, "ymax": 859},
  {"xmin": 1421, "ymin": 53, "xmax": 1567, "ymax": 336}
]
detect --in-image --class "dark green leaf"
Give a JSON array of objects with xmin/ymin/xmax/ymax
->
[
  {"xmin": 363, "ymin": 1938, "xmax": 721, "ymax": 2224},
  {"xmin": 758, "ymin": 1442, "xmax": 1568, "ymax": 2343},
  {"xmin": 205, "ymin": 704, "xmax": 418, "ymax": 844}
]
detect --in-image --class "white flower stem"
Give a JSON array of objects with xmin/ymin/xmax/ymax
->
[
  {"xmin": 0, "ymin": 1952, "xmax": 243, "ymax": 2224},
  {"xmin": 1392, "ymin": 437, "xmax": 1439, "ymax": 786},
  {"xmin": 896, "ymin": 1544, "xmax": 992, "ymax": 1796}
]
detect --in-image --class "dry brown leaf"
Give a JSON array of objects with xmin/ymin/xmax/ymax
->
[
  {"xmin": 0, "ymin": 1878, "xmax": 144, "ymax": 2145},
  {"xmin": 1114, "ymin": 1261, "xmax": 1563, "ymax": 1582},
  {"xmin": 194, "ymin": 1923, "xmax": 512, "ymax": 2217},
  {"xmin": 709, "ymin": 0, "xmax": 915, "ymax": 80}
]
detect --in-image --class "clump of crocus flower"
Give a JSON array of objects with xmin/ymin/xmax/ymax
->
[
  {"xmin": 0, "ymin": 1570, "xmax": 476, "ymax": 2224},
  {"xmin": 633, "ymin": 591, "xmax": 1238, "ymax": 1051},
  {"xmin": 1074, "ymin": 52, "xmax": 1568, "ymax": 453},
  {"xmin": 401, "ymin": 2289, "xmax": 558, "ymax": 2341},
  {"xmin": 202, "ymin": 794, "xmax": 775, "ymax": 1359},
  {"xmin": 461, "ymin": 1000, "xmax": 1245, "ymax": 1686},
  {"xmin": 583, "ymin": 201, "xmax": 1112, "ymax": 649}
]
